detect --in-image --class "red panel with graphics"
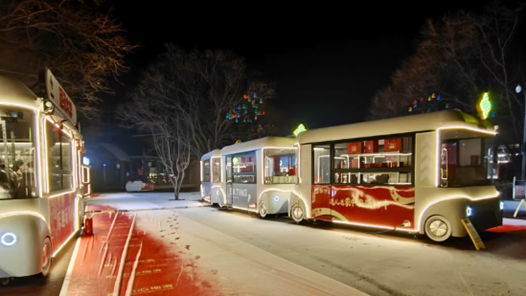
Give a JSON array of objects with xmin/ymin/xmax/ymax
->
[
  {"xmin": 49, "ymin": 192, "xmax": 77, "ymax": 253},
  {"xmin": 330, "ymin": 185, "xmax": 415, "ymax": 228},
  {"xmin": 311, "ymin": 185, "xmax": 333, "ymax": 221}
]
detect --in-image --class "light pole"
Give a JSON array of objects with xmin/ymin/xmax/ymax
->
[{"xmin": 516, "ymin": 84, "xmax": 526, "ymax": 180}]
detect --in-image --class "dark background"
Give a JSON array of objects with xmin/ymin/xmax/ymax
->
[{"xmin": 92, "ymin": 0, "xmax": 515, "ymax": 139}]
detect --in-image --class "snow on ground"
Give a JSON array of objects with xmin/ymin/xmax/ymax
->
[{"xmin": 80, "ymin": 193, "xmax": 526, "ymax": 296}]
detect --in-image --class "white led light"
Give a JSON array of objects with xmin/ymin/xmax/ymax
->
[
  {"xmin": 500, "ymin": 201, "xmax": 504, "ymax": 211},
  {"xmin": 274, "ymin": 195, "xmax": 280, "ymax": 202},
  {"xmin": 466, "ymin": 206, "xmax": 472, "ymax": 217},
  {"xmin": 1, "ymin": 232, "xmax": 17, "ymax": 246}
]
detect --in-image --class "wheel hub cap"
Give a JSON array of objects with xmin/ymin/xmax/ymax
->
[
  {"xmin": 429, "ymin": 220, "xmax": 448, "ymax": 237},
  {"xmin": 293, "ymin": 207, "xmax": 303, "ymax": 219}
]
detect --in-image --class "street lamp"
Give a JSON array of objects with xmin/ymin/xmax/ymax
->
[{"xmin": 516, "ymin": 84, "xmax": 526, "ymax": 180}]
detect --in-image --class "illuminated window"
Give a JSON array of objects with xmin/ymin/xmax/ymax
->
[
  {"xmin": 212, "ymin": 158, "xmax": 221, "ymax": 183},
  {"xmin": 263, "ymin": 149, "xmax": 297, "ymax": 184},
  {"xmin": 0, "ymin": 107, "xmax": 37, "ymax": 199},
  {"xmin": 332, "ymin": 135, "xmax": 414, "ymax": 185},
  {"xmin": 225, "ymin": 156, "xmax": 232, "ymax": 183},
  {"xmin": 313, "ymin": 145, "xmax": 330, "ymax": 184},
  {"xmin": 46, "ymin": 120, "xmax": 73, "ymax": 192},
  {"xmin": 202, "ymin": 160, "xmax": 211, "ymax": 182},
  {"xmin": 440, "ymin": 129, "xmax": 494, "ymax": 187},
  {"xmin": 230, "ymin": 152, "xmax": 256, "ymax": 184}
]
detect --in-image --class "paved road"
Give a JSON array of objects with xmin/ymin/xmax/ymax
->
[
  {"xmin": 3, "ymin": 192, "xmax": 526, "ymax": 296},
  {"xmin": 85, "ymin": 192, "xmax": 526, "ymax": 296},
  {"xmin": 178, "ymin": 207, "xmax": 526, "ymax": 296}
]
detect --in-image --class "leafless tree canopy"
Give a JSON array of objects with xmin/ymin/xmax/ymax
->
[
  {"xmin": 122, "ymin": 44, "xmax": 275, "ymax": 157},
  {"xmin": 369, "ymin": 1, "xmax": 525, "ymax": 142},
  {"xmin": 118, "ymin": 44, "xmax": 275, "ymax": 197},
  {"xmin": 0, "ymin": 0, "xmax": 136, "ymax": 115}
]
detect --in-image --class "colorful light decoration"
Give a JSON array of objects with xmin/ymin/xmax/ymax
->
[
  {"xmin": 293, "ymin": 124, "xmax": 307, "ymax": 137},
  {"xmin": 228, "ymin": 93, "xmax": 266, "ymax": 123},
  {"xmin": 476, "ymin": 92, "xmax": 492, "ymax": 120}
]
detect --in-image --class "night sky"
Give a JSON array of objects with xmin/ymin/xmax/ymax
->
[{"xmin": 101, "ymin": 0, "xmax": 501, "ymax": 136}]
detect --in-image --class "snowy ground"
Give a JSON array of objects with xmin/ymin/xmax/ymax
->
[{"xmin": 79, "ymin": 192, "xmax": 526, "ymax": 296}]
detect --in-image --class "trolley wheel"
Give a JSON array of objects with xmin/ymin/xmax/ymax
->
[
  {"xmin": 218, "ymin": 196, "xmax": 225, "ymax": 209},
  {"xmin": 41, "ymin": 237, "xmax": 52, "ymax": 277},
  {"xmin": 424, "ymin": 215, "xmax": 452, "ymax": 242},
  {"xmin": 1, "ymin": 278, "xmax": 9, "ymax": 285},
  {"xmin": 259, "ymin": 202, "xmax": 267, "ymax": 218},
  {"xmin": 290, "ymin": 203, "xmax": 304, "ymax": 223}
]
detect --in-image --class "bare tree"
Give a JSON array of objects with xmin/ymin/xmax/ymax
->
[
  {"xmin": 369, "ymin": 1, "xmax": 525, "ymax": 142},
  {"xmin": 0, "ymin": 0, "xmax": 136, "ymax": 115},
  {"xmin": 118, "ymin": 73, "xmax": 193, "ymax": 199},
  {"xmin": 153, "ymin": 44, "xmax": 276, "ymax": 157},
  {"xmin": 119, "ymin": 45, "xmax": 275, "ymax": 197}
]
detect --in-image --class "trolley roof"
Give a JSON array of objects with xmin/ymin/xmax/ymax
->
[
  {"xmin": 221, "ymin": 136, "xmax": 296, "ymax": 156},
  {"xmin": 297, "ymin": 110, "xmax": 494, "ymax": 144},
  {"xmin": 201, "ymin": 149, "xmax": 221, "ymax": 161},
  {"xmin": 0, "ymin": 76, "xmax": 38, "ymax": 109}
]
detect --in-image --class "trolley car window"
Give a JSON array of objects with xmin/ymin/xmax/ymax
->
[
  {"xmin": 212, "ymin": 158, "xmax": 221, "ymax": 183},
  {"xmin": 232, "ymin": 152, "xmax": 256, "ymax": 184},
  {"xmin": 203, "ymin": 160, "xmax": 211, "ymax": 182},
  {"xmin": 313, "ymin": 145, "xmax": 330, "ymax": 184},
  {"xmin": 440, "ymin": 130, "xmax": 494, "ymax": 187},
  {"xmin": 264, "ymin": 149, "xmax": 297, "ymax": 184},
  {"xmin": 332, "ymin": 135, "xmax": 414, "ymax": 185},
  {"xmin": 0, "ymin": 108, "xmax": 36, "ymax": 199},
  {"xmin": 46, "ymin": 120, "xmax": 73, "ymax": 193}
]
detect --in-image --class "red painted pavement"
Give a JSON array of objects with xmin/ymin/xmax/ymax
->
[
  {"xmin": 64, "ymin": 206, "xmax": 221, "ymax": 296},
  {"xmin": 486, "ymin": 223, "xmax": 526, "ymax": 233}
]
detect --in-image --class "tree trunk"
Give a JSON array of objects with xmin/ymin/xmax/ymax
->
[{"xmin": 171, "ymin": 179, "xmax": 179, "ymax": 200}]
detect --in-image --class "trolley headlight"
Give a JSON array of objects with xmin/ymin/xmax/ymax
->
[
  {"xmin": 1, "ymin": 232, "xmax": 17, "ymax": 246},
  {"xmin": 500, "ymin": 201, "xmax": 504, "ymax": 211},
  {"xmin": 274, "ymin": 195, "xmax": 280, "ymax": 202},
  {"xmin": 466, "ymin": 206, "xmax": 473, "ymax": 217}
]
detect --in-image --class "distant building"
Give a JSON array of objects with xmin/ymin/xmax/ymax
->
[{"xmin": 85, "ymin": 142, "xmax": 199, "ymax": 193}]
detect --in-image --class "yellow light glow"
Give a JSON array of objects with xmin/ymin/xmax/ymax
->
[
  {"xmin": 333, "ymin": 220, "xmax": 395, "ymax": 230},
  {"xmin": 200, "ymin": 161, "xmax": 204, "ymax": 182},
  {"xmin": 34, "ymin": 111, "xmax": 43, "ymax": 197},
  {"xmin": 43, "ymin": 117, "xmax": 50, "ymax": 193},
  {"xmin": 49, "ymin": 190, "xmax": 76, "ymax": 199},
  {"xmin": 232, "ymin": 205, "xmax": 258, "ymax": 213},
  {"xmin": 293, "ymin": 124, "xmax": 307, "ymax": 137},
  {"xmin": 71, "ymin": 139, "xmax": 77, "ymax": 189},
  {"xmin": 477, "ymin": 92, "xmax": 492, "ymax": 120},
  {"xmin": 294, "ymin": 143, "xmax": 302, "ymax": 184}
]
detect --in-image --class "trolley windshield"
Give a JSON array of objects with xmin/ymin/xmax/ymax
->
[
  {"xmin": 0, "ymin": 107, "xmax": 36, "ymax": 200},
  {"xmin": 440, "ymin": 129, "xmax": 495, "ymax": 187}
]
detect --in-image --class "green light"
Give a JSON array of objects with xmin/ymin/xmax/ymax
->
[
  {"xmin": 477, "ymin": 92, "xmax": 492, "ymax": 120},
  {"xmin": 293, "ymin": 124, "xmax": 307, "ymax": 137}
]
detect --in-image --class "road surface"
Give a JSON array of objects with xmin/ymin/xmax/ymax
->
[{"xmin": 2, "ymin": 192, "xmax": 526, "ymax": 296}]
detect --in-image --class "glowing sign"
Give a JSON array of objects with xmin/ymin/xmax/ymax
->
[
  {"xmin": 476, "ymin": 92, "xmax": 492, "ymax": 120},
  {"xmin": 293, "ymin": 124, "xmax": 307, "ymax": 137}
]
